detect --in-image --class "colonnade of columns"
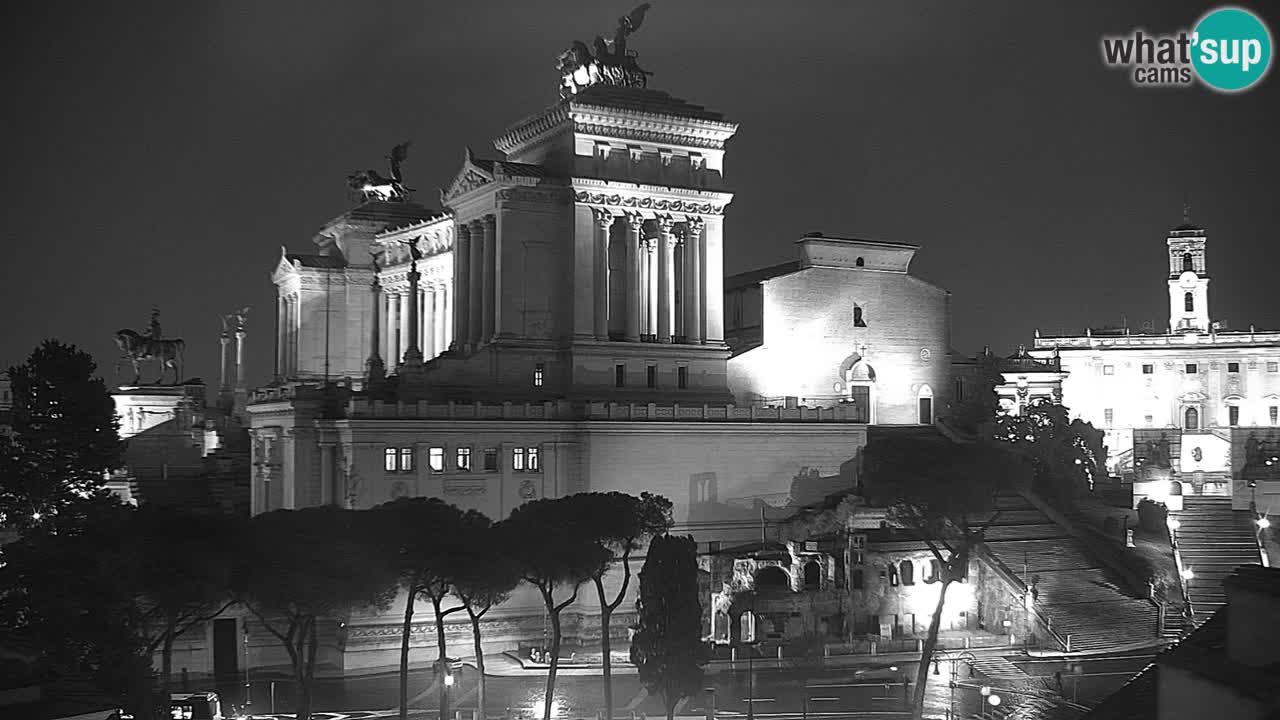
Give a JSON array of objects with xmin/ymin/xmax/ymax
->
[
  {"xmin": 452, "ymin": 215, "xmax": 498, "ymax": 351},
  {"xmin": 379, "ymin": 281, "xmax": 453, "ymax": 368},
  {"xmin": 593, "ymin": 210, "xmax": 710, "ymax": 344},
  {"xmin": 276, "ymin": 292, "xmax": 300, "ymax": 377}
]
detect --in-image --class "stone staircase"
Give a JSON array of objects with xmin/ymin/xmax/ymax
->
[
  {"xmin": 981, "ymin": 495, "xmax": 1161, "ymax": 653},
  {"xmin": 1171, "ymin": 495, "xmax": 1264, "ymax": 625}
]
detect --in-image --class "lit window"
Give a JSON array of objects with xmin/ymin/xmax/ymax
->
[
  {"xmin": 1269, "ymin": 362, "xmax": 1279, "ymax": 373},
  {"xmin": 513, "ymin": 447, "xmax": 526, "ymax": 471},
  {"xmin": 1185, "ymin": 363, "xmax": 1198, "ymax": 375},
  {"xmin": 1144, "ymin": 415, "xmax": 1153, "ymax": 427},
  {"xmin": 484, "ymin": 448, "xmax": 498, "ymax": 472},
  {"xmin": 1142, "ymin": 364, "xmax": 1154, "ymax": 375},
  {"xmin": 646, "ymin": 365, "xmax": 657, "ymax": 388},
  {"xmin": 399, "ymin": 447, "xmax": 414, "ymax": 472},
  {"xmin": 527, "ymin": 446, "xmax": 540, "ymax": 472},
  {"xmin": 428, "ymin": 447, "xmax": 444, "ymax": 473},
  {"xmin": 456, "ymin": 447, "xmax": 472, "ymax": 472},
  {"xmin": 534, "ymin": 363, "xmax": 544, "ymax": 387},
  {"xmin": 678, "ymin": 366, "xmax": 688, "ymax": 389},
  {"xmin": 384, "ymin": 448, "xmax": 397, "ymax": 473},
  {"xmin": 1103, "ymin": 365, "xmax": 1114, "ymax": 375},
  {"xmin": 1228, "ymin": 362, "xmax": 1240, "ymax": 373},
  {"xmin": 1104, "ymin": 408, "xmax": 1114, "ymax": 426},
  {"xmin": 1229, "ymin": 406, "xmax": 1240, "ymax": 427},
  {"xmin": 615, "ymin": 364, "xmax": 626, "ymax": 387}
]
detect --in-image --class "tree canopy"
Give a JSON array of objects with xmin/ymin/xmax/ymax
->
[
  {"xmin": 994, "ymin": 398, "xmax": 1107, "ymax": 506},
  {"xmin": 630, "ymin": 534, "xmax": 705, "ymax": 720},
  {"xmin": 0, "ymin": 340, "xmax": 123, "ymax": 531}
]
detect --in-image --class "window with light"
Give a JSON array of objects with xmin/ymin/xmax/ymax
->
[
  {"xmin": 528, "ymin": 446, "xmax": 540, "ymax": 472},
  {"xmin": 456, "ymin": 447, "xmax": 472, "ymax": 472},
  {"xmin": 428, "ymin": 447, "xmax": 444, "ymax": 473},
  {"xmin": 399, "ymin": 447, "xmax": 414, "ymax": 472},
  {"xmin": 534, "ymin": 363, "xmax": 545, "ymax": 387},
  {"xmin": 384, "ymin": 448, "xmax": 398, "ymax": 472}
]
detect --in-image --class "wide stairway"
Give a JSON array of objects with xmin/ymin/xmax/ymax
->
[
  {"xmin": 1171, "ymin": 495, "xmax": 1264, "ymax": 625},
  {"xmin": 981, "ymin": 495, "xmax": 1161, "ymax": 653}
]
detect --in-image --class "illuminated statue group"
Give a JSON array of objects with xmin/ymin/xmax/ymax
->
[
  {"xmin": 557, "ymin": 3, "xmax": 653, "ymax": 98},
  {"xmin": 347, "ymin": 141, "xmax": 412, "ymax": 202},
  {"xmin": 114, "ymin": 308, "xmax": 186, "ymax": 385}
]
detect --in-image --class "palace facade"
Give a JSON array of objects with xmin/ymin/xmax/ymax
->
[
  {"xmin": 227, "ymin": 40, "xmax": 961, "ymax": 674},
  {"xmin": 1028, "ymin": 216, "xmax": 1280, "ymax": 512}
]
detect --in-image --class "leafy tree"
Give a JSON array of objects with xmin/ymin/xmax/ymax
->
[
  {"xmin": 0, "ymin": 496, "xmax": 162, "ymax": 718},
  {"xmin": 374, "ymin": 498, "xmax": 481, "ymax": 720},
  {"xmin": 861, "ymin": 432, "xmax": 1028, "ymax": 720},
  {"xmin": 505, "ymin": 497, "xmax": 609, "ymax": 720},
  {"xmin": 234, "ymin": 507, "xmax": 398, "ymax": 720},
  {"xmin": 0, "ymin": 341, "xmax": 123, "ymax": 533},
  {"xmin": 629, "ymin": 534, "xmax": 705, "ymax": 720},
  {"xmin": 451, "ymin": 519, "xmax": 522, "ymax": 720},
  {"xmin": 133, "ymin": 505, "xmax": 239, "ymax": 693},
  {"xmin": 570, "ymin": 492, "xmax": 673, "ymax": 720},
  {"xmin": 994, "ymin": 398, "xmax": 1107, "ymax": 507}
]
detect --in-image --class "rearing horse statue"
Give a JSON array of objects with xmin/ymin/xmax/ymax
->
[{"xmin": 114, "ymin": 329, "xmax": 185, "ymax": 385}]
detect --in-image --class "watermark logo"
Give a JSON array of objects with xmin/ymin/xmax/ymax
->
[{"xmin": 1101, "ymin": 6, "xmax": 1272, "ymax": 92}]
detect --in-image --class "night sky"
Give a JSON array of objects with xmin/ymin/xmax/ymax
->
[{"xmin": 3, "ymin": 1, "xmax": 1278, "ymax": 389}]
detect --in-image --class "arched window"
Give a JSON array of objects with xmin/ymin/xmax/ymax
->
[
  {"xmin": 888, "ymin": 566, "xmax": 899, "ymax": 587},
  {"xmin": 1185, "ymin": 407, "xmax": 1200, "ymax": 430},
  {"xmin": 855, "ymin": 257, "xmax": 865, "ymax": 267},
  {"xmin": 804, "ymin": 561, "xmax": 821, "ymax": 590},
  {"xmin": 1185, "ymin": 292, "xmax": 1194, "ymax": 312},
  {"xmin": 851, "ymin": 568, "xmax": 864, "ymax": 589},
  {"xmin": 1169, "ymin": 481, "xmax": 1183, "ymax": 496},
  {"xmin": 853, "ymin": 305, "xmax": 867, "ymax": 327},
  {"xmin": 755, "ymin": 566, "xmax": 789, "ymax": 590},
  {"xmin": 899, "ymin": 560, "xmax": 915, "ymax": 586},
  {"xmin": 1183, "ymin": 252, "xmax": 1194, "ymax": 272}
]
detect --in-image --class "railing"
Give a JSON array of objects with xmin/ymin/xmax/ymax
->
[
  {"xmin": 1034, "ymin": 329, "xmax": 1280, "ymax": 349},
  {"xmin": 978, "ymin": 543, "xmax": 1071, "ymax": 652},
  {"xmin": 1168, "ymin": 519, "xmax": 1196, "ymax": 622}
]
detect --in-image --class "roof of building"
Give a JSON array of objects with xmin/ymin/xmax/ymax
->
[
  {"xmin": 322, "ymin": 200, "xmax": 440, "ymax": 233},
  {"xmin": 286, "ymin": 253, "xmax": 346, "ymax": 269},
  {"xmin": 1085, "ymin": 661, "xmax": 1158, "ymax": 720},
  {"xmin": 724, "ymin": 261, "xmax": 801, "ymax": 290},
  {"xmin": 569, "ymin": 84, "xmax": 730, "ymax": 123},
  {"xmin": 468, "ymin": 156, "xmax": 558, "ymax": 181}
]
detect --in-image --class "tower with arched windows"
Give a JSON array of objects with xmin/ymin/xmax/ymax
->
[{"xmin": 1167, "ymin": 207, "xmax": 1210, "ymax": 333}]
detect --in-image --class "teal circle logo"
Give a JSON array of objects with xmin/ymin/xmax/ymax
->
[{"xmin": 1192, "ymin": 6, "xmax": 1273, "ymax": 92}]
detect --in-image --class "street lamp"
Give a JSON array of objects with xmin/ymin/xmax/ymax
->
[
  {"xmin": 1181, "ymin": 567, "xmax": 1195, "ymax": 581},
  {"xmin": 1258, "ymin": 516, "xmax": 1271, "ymax": 531}
]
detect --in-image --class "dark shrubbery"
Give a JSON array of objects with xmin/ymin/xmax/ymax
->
[{"xmin": 1137, "ymin": 498, "xmax": 1169, "ymax": 534}]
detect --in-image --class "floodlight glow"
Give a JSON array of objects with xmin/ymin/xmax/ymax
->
[
  {"xmin": 1167, "ymin": 518, "xmax": 1180, "ymax": 531},
  {"xmin": 980, "ymin": 686, "xmax": 991, "ymax": 696},
  {"xmin": 445, "ymin": 673, "xmax": 455, "ymax": 687},
  {"xmin": 1181, "ymin": 567, "xmax": 1195, "ymax": 581},
  {"xmin": 1258, "ymin": 517, "xmax": 1271, "ymax": 530},
  {"xmin": 530, "ymin": 699, "xmax": 562, "ymax": 717},
  {"xmin": 988, "ymin": 694, "xmax": 1002, "ymax": 707}
]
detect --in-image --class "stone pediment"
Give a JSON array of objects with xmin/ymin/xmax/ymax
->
[
  {"xmin": 441, "ymin": 148, "xmax": 495, "ymax": 204},
  {"xmin": 271, "ymin": 246, "xmax": 299, "ymax": 283}
]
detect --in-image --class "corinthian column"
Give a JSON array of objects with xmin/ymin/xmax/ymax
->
[
  {"xmin": 367, "ymin": 272, "xmax": 385, "ymax": 384},
  {"xmin": 404, "ymin": 260, "xmax": 422, "ymax": 366},
  {"xmin": 481, "ymin": 215, "xmax": 496, "ymax": 344},
  {"xmin": 424, "ymin": 285, "xmax": 437, "ymax": 358},
  {"xmin": 646, "ymin": 239, "xmax": 658, "ymax": 338},
  {"xmin": 453, "ymin": 223, "xmax": 471, "ymax": 351},
  {"xmin": 593, "ymin": 209, "xmax": 615, "ymax": 339},
  {"xmin": 657, "ymin": 216, "xmax": 676, "ymax": 343},
  {"xmin": 468, "ymin": 219, "xmax": 483, "ymax": 348},
  {"xmin": 685, "ymin": 217, "xmax": 704, "ymax": 344},
  {"xmin": 625, "ymin": 213, "xmax": 642, "ymax": 342}
]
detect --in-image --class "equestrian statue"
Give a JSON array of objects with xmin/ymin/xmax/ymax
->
[{"xmin": 114, "ymin": 308, "xmax": 186, "ymax": 385}]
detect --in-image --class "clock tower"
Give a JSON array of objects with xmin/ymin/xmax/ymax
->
[{"xmin": 1166, "ymin": 205, "xmax": 1210, "ymax": 333}]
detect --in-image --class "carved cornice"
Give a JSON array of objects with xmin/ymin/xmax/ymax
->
[
  {"xmin": 574, "ymin": 121, "xmax": 727, "ymax": 150},
  {"xmin": 574, "ymin": 190, "xmax": 726, "ymax": 217},
  {"xmin": 496, "ymin": 187, "xmax": 573, "ymax": 206},
  {"xmin": 493, "ymin": 104, "xmax": 572, "ymax": 156}
]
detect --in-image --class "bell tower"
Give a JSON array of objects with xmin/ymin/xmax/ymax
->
[{"xmin": 1167, "ymin": 204, "xmax": 1210, "ymax": 333}]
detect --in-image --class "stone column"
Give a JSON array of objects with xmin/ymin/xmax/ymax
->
[
  {"xmin": 219, "ymin": 331, "xmax": 230, "ymax": 391},
  {"xmin": 399, "ymin": 290, "xmax": 412, "ymax": 364},
  {"xmin": 453, "ymin": 224, "xmax": 471, "ymax": 350},
  {"xmin": 424, "ymin": 286, "xmax": 437, "ymax": 358},
  {"xmin": 468, "ymin": 219, "xmax": 483, "ymax": 348},
  {"xmin": 646, "ymin": 239, "xmax": 658, "ymax": 338},
  {"xmin": 685, "ymin": 218, "xmax": 704, "ymax": 344},
  {"xmin": 404, "ymin": 262, "xmax": 423, "ymax": 366},
  {"xmin": 367, "ymin": 273, "xmax": 385, "ymax": 384},
  {"xmin": 703, "ymin": 216, "xmax": 725, "ymax": 344},
  {"xmin": 593, "ymin": 209, "xmax": 614, "ymax": 339},
  {"xmin": 440, "ymin": 285, "xmax": 451, "ymax": 353},
  {"xmin": 625, "ymin": 214, "xmax": 643, "ymax": 342},
  {"xmin": 385, "ymin": 291, "xmax": 398, "ymax": 367},
  {"xmin": 235, "ymin": 329, "xmax": 246, "ymax": 390},
  {"xmin": 286, "ymin": 295, "xmax": 297, "ymax": 375},
  {"xmin": 657, "ymin": 216, "xmax": 676, "ymax": 343},
  {"xmin": 481, "ymin": 215, "xmax": 496, "ymax": 344},
  {"xmin": 274, "ymin": 295, "xmax": 285, "ymax": 380}
]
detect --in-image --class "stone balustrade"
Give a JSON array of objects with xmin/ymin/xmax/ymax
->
[
  {"xmin": 340, "ymin": 399, "xmax": 867, "ymax": 422},
  {"xmin": 1034, "ymin": 330, "xmax": 1280, "ymax": 350}
]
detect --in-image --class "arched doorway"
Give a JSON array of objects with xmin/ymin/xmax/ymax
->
[
  {"xmin": 842, "ymin": 358, "xmax": 876, "ymax": 423},
  {"xmin": 1185, "ymin": 406, "xmax": 1200, "ymax": 430},
  {"xmin": 803, "ymin": 560, "xmax": 822, "ymax": 590},
  {"xmin": 917, "ymin": 385, "xmax": 934, "ymax": 425}
]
